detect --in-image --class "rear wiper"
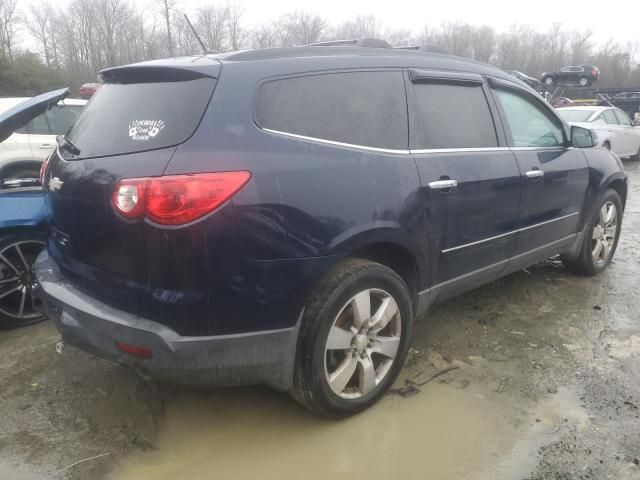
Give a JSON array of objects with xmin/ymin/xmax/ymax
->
[{"xmin": 56, "ymin": 135, "xmax": 81, "ymax": 156}]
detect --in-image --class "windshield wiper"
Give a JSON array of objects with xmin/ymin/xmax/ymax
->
[{"xmin": 56, "ymin": 135, "xmax": 81, "ymax": 156}]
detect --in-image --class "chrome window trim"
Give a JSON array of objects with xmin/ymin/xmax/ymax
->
[
  {"xmin": 260, "ymin": 128, "xmax": 411, "ymax": 154},
  {"xmin": 441, "ymin": 212, "xmax": 580, "ymax": 254},
  {"xmin": 260, "ymin": 127, "xmax": 570, "ymax": 155},
  {"xmin": 411, "ymin": 147, "xmax": 511, "ymax": 154}
]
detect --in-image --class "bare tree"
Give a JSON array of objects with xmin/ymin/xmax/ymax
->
[
  {"xmin": 159, "ymin": 0, "xmax": 176, "ymax": 56},
  {"xmin": 25, "ymin": 2, "xmax": 57, "ymax": 69},
  {"xmin": 280, "ymin": 10, "xmax": 328, "ymax": 46},
  {"xmin": 473, "ymin": 25, "xmax": 495, "ymax": 63},
  {"xmin": 335, "ymin": 15, "xmax": 381, "ymax": 39},
  {"xmin": 570, "ymin": 30, "xmax": 593, "ymax": 64},
  {"xmin": 250, "ymin": 23, "xmax": 279, "ymax": 49},
  {"xmin": 225, "ymin": 2, "xmax": 245, "ymax": 51},
  {"xmin": 0, "ymin": 0, "xmax": 19, "ymax": 58},
  {"xmin": 193, "ymin": 5, "xmax": 228, "ymax": 52}
]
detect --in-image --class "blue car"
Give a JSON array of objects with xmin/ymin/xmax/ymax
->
[
  {"xmin": 0, "ymin": 88, "xmax": 73, "ymax": 328},
  {"xmin": 31, "ymin": 43, "xmax": 627, "ymax": 416},
  {"xmin": 0, "ymin": 179, "xmax": 47, "ymax": 327}
]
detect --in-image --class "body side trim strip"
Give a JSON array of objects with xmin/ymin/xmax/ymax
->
[{"xmin": 441, "ymin": 211, "xmax": 580, "ymax": 254}]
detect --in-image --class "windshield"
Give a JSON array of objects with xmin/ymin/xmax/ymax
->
[
  {"xmin": 65, "ymin": 77, "xmax": 216, "ymax": 159},
  {"xmin": 556, "ymin": 109, "xmax": 594, "ymax": 123}
]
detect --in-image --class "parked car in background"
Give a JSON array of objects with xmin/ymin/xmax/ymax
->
[
  {"xmin": 557, "ymin": 106, "xmax": 640, "ymax": 160},
  {"xmin": 78, "ymin": 83, "xmax": 101, "ymax": 99},
  {"xmin": 0, "ymin": 94, "xmax": 86, "ymax": 179},
  {"xmin": 30, "ymin": 44, "xmax": 626, "ymax": 417},
  {"xmin": 598, "ymin": 91, "xmax": 640, "ymax": 119},
  {"xmin": 0, "ymin": 178, "xmax": 47, "ymax": 328},
  {"xmin": 541, "ymin": 65, "xmax": 600, "ymax": 87},
  {"xmin": 506, "ymin": 70, "xmax": 543, "ymax": 91},
  {"xmin": 550, "ymin": 97, "xmax": 575, "ymax": 108},
  {"xmin": 0, "ymin": 89, "xmax": 77, "ymax": 328}
]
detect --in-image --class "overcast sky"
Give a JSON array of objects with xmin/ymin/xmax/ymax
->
[
  {"xmin": 20, "ymin": 0, "xmax": 640, "ymax": 49},
  {"xmin": 172, "ymin": 0, "xmax": 638, "ymax": 46}
]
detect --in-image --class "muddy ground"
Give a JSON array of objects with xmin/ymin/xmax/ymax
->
[{"xmin": 1, "ymin": 161, "xmax": 639, "ymax": 480}]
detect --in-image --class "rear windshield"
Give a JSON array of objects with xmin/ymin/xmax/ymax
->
[
  {"xmin": 556, "ymin": 109, "xmax": 594, "ymax": 123},
  {"xmin": 65, "ymin": 77, "xmax": 216, "ymax": 159}
]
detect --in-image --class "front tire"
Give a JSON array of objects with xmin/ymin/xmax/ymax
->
[
  {"xmin": 562, "ymin": 189, "xmax": 622, "ymax": 275},
  {"xmin": 291, "ymin": 258, "xmax": 413, "ymax": 417},
  {"xmin": 543, "ymin": 76, "xmax": 555, "ymax": 86}
]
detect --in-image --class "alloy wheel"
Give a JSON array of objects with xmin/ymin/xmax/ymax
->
[
  {"xmin": 0, "ymin": 240, "xmax": 46, "ymax": 321},
  {"xmin": 592, "ymin": 201, "xmax": 617, "ymax": 266},
  {"xmin": 324, "ymin": 288, "xmax": 402, "ymax": 399}
]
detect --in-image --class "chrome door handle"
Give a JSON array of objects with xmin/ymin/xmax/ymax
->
[
  {"xmin": 428, "ymin": 179, "xmax": 458, "ymax": 190},
  {"xmin": 525, "ymin": 169, "xmax": 544, "ymax": 179},
  {"xmin": 39, "ymin": 144, "xmax": 53, "ymax": 149}
]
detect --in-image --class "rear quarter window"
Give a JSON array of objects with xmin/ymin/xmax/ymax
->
[
  {"xmin": 255, "ymin": 71, "xmax": 408, "ymax": 150},
  {"xmin": 65, "ymin": 77, "xmax": 216, "ymax": 159}
]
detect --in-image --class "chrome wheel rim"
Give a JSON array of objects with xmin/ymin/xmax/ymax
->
[
  {"xmin": 592, "ymin": 201, "xmax": 617, "ymax": 266},
  {"xmin": 324, "ymin": 288, "xmax": 401, "ymax": 399},
  {"xmin": 0, "ymin": 240, "xmax": 45, "ymax": 321}
]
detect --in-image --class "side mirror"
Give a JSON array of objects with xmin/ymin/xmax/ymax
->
[{"xmin": 571, "ymin": 125, "xmax": 598, "ymax": 148}]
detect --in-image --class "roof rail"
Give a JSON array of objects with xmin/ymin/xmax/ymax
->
[
  {"xmin": 306, "ymin": 38, "xmax": 392, "ymax": 49},
  {"xmin": 394, "ymin": 43, "xmax": 448, "ymax": 54}
]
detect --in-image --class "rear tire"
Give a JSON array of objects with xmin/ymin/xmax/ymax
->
[
  {"xmin": 543, "ymin": 76, "xmax": 554, "ymax": 86},
  {"xmin": 0, "ymin": 231, "xmax": 47, "ymax": 328},
  {"xmin": 562, "ymin": 189, "xmax": 622, "ymax": 276},
  {"xmin": 578, "ymin": 76, "xmax": 590, "ymax": 87},
  {"xmin": 290, "ymin": 258, "xmax": 413, "ymax": 418}
]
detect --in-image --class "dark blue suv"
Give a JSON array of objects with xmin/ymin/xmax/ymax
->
[{"xmin": 34, "ymin": 42, "xmax": 627, "ymax": 417}]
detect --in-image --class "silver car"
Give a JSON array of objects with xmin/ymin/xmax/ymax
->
[{"xmin": 556, "ymin": 106, "xmax": 640, "ymax": 160}]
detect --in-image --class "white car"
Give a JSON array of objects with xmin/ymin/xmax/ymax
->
[
  {"xmin": 0, "ymin": 96, "xmax": 86, "ymax": 179},
  {"xmin": 556, "ymin": 106, "xmax": 640, "ymax": 160}
]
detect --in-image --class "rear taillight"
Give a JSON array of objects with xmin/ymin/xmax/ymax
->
[
  {"xmin": 39, "ymin": 158, "xmax": 49, "ymax": 185},
  {"xmin": 112, "ymin": 171, "xmax": 251, "ymax": 225}
]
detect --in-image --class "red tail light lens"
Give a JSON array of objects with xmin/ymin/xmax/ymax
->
[{"xmin": 112, "ymin": 171, "xmax": 251, "ymax": 225}]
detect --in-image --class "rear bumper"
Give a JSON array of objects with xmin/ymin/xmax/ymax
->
[{"xmin": 33, "ymin": 251, "xmax": 299, "ymax": 391}]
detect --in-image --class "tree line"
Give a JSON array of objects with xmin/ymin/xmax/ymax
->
[{"xmin": 1, "ymin": 0, "xmax": 639, "ymax": 96}]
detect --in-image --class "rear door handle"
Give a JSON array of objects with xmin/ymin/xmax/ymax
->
[
  {"xmin": 39, "ymin": 144, "xmax": 53, "ymax": 149},
  {"xmin": 525, "ymin": 169, "xmax": 544, "ymax": 179},
  {"xmin": 428, "ymin": 179, "xmax": 458, "ymax": 190}
]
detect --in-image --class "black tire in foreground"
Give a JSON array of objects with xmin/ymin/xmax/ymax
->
[
  {"xmin": 562, "ymin": 189, "xmax": 623, "ymax": 275},
  {"xmin": 291, "ymin": 258, "xmax": 413, "ymax": 417},
  {"xmin": 0, "ymin": 231, "xmax": 47, "ymax": 328}
]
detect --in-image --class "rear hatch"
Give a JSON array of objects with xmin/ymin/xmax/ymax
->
[{"xmin": 44, "ymin": 60, "xmax": 220, "ymax": 313}]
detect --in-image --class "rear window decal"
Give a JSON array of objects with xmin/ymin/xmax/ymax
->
[{"xmin": 128, "ymin": 120, "xmax": 165, "ymax": 141}]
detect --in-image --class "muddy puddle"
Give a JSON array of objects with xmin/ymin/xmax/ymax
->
[
  {"xmin": 109, "ymin": 380, "xmax": 591, "ymax": 480},
  {"xmin": 109, "ymin": 383, "xmax": 517, "ymax": 480}
]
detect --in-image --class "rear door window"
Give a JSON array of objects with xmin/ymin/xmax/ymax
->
[
  {"xmin": 47, "ymin": 105, "xmax": 84, "ymax": 135},
  {"xmin": 494, "ymin": 88, "xmax": 564, "ymax": 147},
  {"xmin": 410, "ymin": 82, "xmax": 498, "ymax": 149},
  {"xmin": 603, "ymin": 110, "xmax": 617, "ymax": 124},
  {"xmin": 65, "ymin": 77, "xmax": 216, "ymax": 159},
  {"xmin": 256, "ymin": 71, "xmax": 407, "ymax": 150},
  {"xmin": 613, "ymin": 110, "xmax": 631, "ymax": 126}
]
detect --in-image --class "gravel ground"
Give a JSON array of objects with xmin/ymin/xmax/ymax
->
[{"xmin": 0, "ymin": 161, "xmax": 638, "ymax": 480}]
